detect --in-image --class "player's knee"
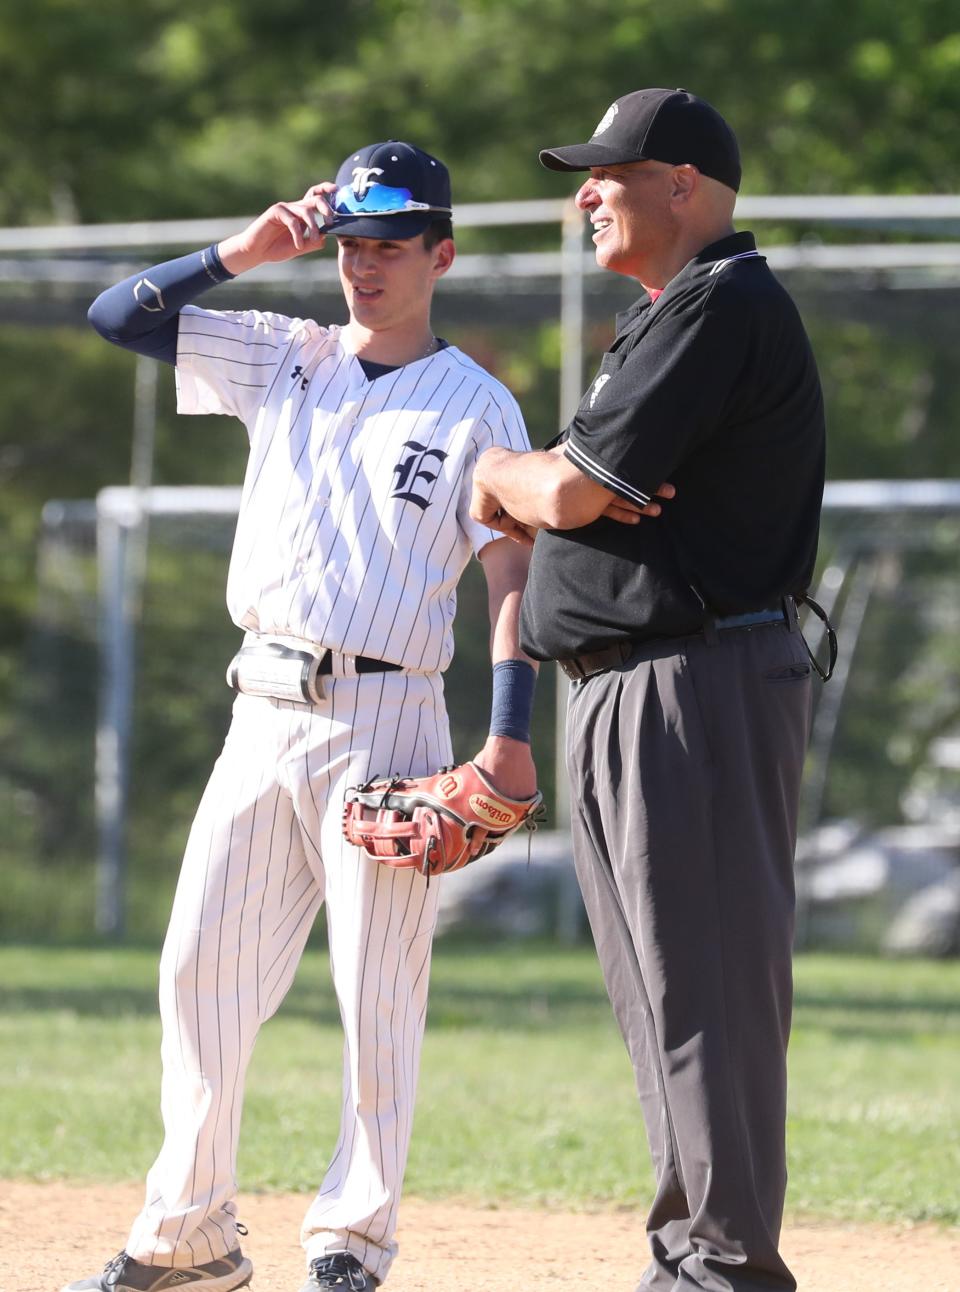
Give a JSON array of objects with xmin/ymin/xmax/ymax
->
[{"xmin": 158, "ymin": 936, "xmax": 212, "ymax": 1010}]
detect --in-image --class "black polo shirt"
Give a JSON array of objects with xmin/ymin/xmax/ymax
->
[{"xmin": 519, "ymin": 231, "xmax": 825, "ymax": 661}]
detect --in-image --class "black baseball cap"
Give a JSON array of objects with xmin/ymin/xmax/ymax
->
[
  {"xmin": 539, "ymin": 88, "xmax": 741, "ymax": 193},
  {"xmin": 327, "ymin": 141, "xmax": 453, "ymax": 239}
]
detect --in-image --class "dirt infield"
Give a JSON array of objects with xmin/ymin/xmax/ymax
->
[{"xmin": 3, "ymin": 1180, "xmax": 958, "ymax": 1292}]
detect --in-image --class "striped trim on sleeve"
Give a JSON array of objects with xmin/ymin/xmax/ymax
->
[{"xmin": 564, "ymin": 439, "xmax": 652, "ymax": 506}]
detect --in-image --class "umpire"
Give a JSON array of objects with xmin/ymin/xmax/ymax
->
[{"xmin": 471, "ymin": 89, "xmax": 826, "ymax": 1291}]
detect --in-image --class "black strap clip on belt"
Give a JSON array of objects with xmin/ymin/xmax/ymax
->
[{"xmin": 796, "ymin": 592, "xmax": 838, "ymax": 682}]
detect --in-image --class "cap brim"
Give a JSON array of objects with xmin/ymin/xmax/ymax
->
[
  {"xmin": 327, "ymin": 211, "xmax": 438, "ymax": 239},
  {"xmin": 539, "ymin": 142, "xmax": 645, "ymax": 172}
]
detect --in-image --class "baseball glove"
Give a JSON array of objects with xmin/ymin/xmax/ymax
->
[{"xmin": 342, "ymin": 761, "xmax": 544, "ymax": 877}]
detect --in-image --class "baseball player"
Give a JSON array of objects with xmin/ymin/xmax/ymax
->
[
  {"xmin": 471, "ymin": 90, "xmax": 827, "ymax": 1291},
  {"xmin": 69, "ymin": 141, "xmax": 538, "ymax": 1292}
]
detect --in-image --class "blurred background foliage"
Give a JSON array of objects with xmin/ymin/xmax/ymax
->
[
  {"xmin": 2, "ymin": 0, "xmax": 960, "ymax": 940},
  {"xmin": 4, "ymin": 0, "xmax": 960, "ymax": 225}
]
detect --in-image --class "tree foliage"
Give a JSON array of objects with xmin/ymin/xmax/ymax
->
[
  {"xmin": 3, "ymin": 1, "xmax": 960, "ymax": 937},
  {"xmin": 2, "ymin": 0, "xmax": 960, "ymax": 225}
]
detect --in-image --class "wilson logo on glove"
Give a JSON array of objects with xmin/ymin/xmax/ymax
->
[
  {"xmin": 342, "ymin": 761, "xmax": 544, "ymax": 877},
  {"xmin": 468, "ymin": 795, "xmax": 515, "ymax": 827}
]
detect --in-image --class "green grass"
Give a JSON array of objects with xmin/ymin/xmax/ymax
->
[{"xmin": 1, "ymin": 942, "xmax": 958, "ymax": 1224}]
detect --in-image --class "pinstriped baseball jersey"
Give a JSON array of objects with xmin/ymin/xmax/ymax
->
[{"xmin": 176, "ymin": 307, "xmax": 530, "ymax": 671}]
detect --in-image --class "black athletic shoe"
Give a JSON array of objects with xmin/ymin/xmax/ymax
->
[
  {"xmin": 300, "ymin": 1252, "xmax": 379, "ymax": 1291},
  {"xmin": 61, "ymin": 1247, "xmax": 253, "ymax": 1292}
]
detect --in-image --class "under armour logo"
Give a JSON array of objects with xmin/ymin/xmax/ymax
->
[
  {"xmin": 589, "ymin": 374, "xmax": 611, "ymax": 408},
  {"xmin": 392, "ymin": 441, "xmax": 448, "ymax": 510},
  {"xmin": 290, "ymin": 365, "xmax": 308, "ymax": 390},
  {"xmin": 351, "ymin": 166, "xmax": 385, "ymax": 198},
  {"xmin": 133, "ymin": 277, "xmax": 165, "ymax": 312},
  {"xmin": 167, "ymin": 1274, "xmax": 193, "ymax": 1284}
]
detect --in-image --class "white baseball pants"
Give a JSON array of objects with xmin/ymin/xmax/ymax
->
[{"xmin": 125, "ymin": 669, "xmax": 452, "ymax": 1283}]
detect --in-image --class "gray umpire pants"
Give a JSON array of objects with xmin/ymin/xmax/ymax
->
[{"xmin": 565, "ymin": 622, "xmax": 813, "ymax": 1292}]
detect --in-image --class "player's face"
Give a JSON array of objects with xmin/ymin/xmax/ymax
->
[
  {"xmin": 574, "ymin": 161, "xmax": 677, "ymax": 280},
  {"xmin": 336, "ymin": 233, "xmax": 454, "ymax": 333}
]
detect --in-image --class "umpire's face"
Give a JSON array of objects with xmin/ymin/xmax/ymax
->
[{"xmin": 575, "ymin": 159, "xmax": 687, "ymax": 282}]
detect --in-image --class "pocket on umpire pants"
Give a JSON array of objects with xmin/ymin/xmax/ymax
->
[{"xmin": 762, "ymin": 661, "xmax": 813, "ymax": 683}]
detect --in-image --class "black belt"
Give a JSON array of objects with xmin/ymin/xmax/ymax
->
[
  {"xmin": 318, "ymin": 652, "xmax": 402, "ymax": 675},
  {"xmin": 557, "ymin": 599, "xmax": 797, "ymax": 683}
]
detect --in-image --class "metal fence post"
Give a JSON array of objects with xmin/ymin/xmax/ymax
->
[
  {"xmin": 555, "ymin": 198, "xmax": 587, "ymax": 941},
  {"xmin": 95, "ymin": 508, "xmax": 135, "ymax": 936}
]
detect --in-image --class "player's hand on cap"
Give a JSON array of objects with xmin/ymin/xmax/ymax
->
[
  {"xmin": 217, "ymin": 188, "xmax": 336, "ymax": 275},
  {"xmin": 301, "ymin": 181, "xmax": 339, "ymax": 233},
  {"xmin": 603, "ymin": 480, "xmax": 676, "ymax": 524}
]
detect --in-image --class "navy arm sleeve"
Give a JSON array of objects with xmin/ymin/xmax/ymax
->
[{"xmin": 87, "ymin": 244, "xmax": 235, "ymax": 365}]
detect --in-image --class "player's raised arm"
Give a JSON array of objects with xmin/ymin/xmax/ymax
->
[
  {"xmin": 86, "ymin": 244, "xmax": 234, "ymax": 364},
  {"xmin": 216, "ymin": 182, "xmax": 338, "ymax": 275},
  {"xmin": 86, "ymin": 185, "xmax": 338, "ymax": 363}
]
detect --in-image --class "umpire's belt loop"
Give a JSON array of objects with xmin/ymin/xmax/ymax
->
[
  {"xmin": 784, "ymin": 593, "xmax": 800, "ymax": 633},
  {"xmin": 702, "ymin": 614, "xmax": 720, "ymax": 646}
]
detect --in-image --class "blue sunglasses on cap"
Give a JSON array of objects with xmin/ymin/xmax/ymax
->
[{"xmin": 332, "ymin": 182, "xmax": 452, "ymax": 217}]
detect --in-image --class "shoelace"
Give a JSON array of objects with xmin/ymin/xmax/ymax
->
[
  {"xmin": 308, "ymin": 1253, "xmax": 369, "ymax": 1290},
  {"xmin": 100, "ymin": 1253, "xmax": 132, "ymax": 1287}
]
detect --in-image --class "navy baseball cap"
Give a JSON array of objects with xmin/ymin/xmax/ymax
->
[
  {"xmin": 328, "ymin": 141, "xmax": 453, "ymax": 239},
  {"xmin": 539, "ymin": 88, "xmax": 741, "ymax": 193}
]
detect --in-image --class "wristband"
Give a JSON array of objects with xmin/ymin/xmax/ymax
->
[
  {"xmin": 203, "ymin": 242, "xmax": 233, "ymax": 283},
  {"xmin": 489, "ymin": 659, "xmax": 536, "ymax": 743}
]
